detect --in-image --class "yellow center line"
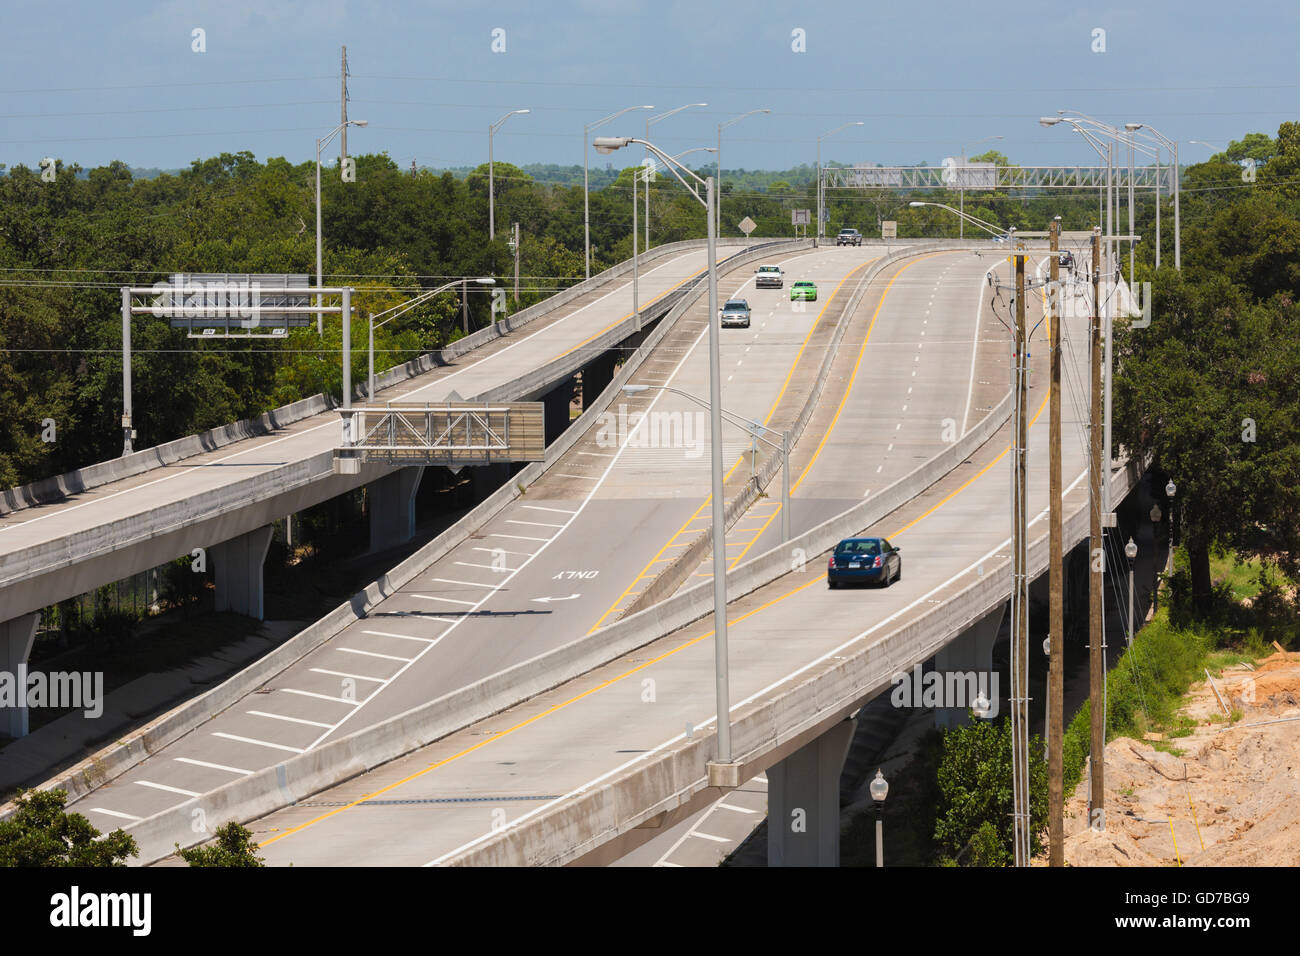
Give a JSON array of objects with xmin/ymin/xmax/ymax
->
[
  {"xmin": 724, "ymin": 253, "xmax": 951, "ymax": 568},
  {"xmin": 262, "ymin": 258, "xmax": 1056, "ymax": 853},
  {"xmin": 586, "ymin": 254, "xmax": 872, "ymax": 632}
]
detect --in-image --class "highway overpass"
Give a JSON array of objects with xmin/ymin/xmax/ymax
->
[
  {"xmin": 5, "ymin": 238, "xmax": 1139, "ymax": 866},
  {"xmin": 0, "ymin": 237, "xmax": 787, "ymax": 738}
]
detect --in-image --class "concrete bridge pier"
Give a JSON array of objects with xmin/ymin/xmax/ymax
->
[
  {"xmin": 0, "ymin": 613, "xmax": 39, "ymax": 738},
  {"xmin": 581, "ymin": 352, "xmax": 618, "ymax": 409},
  {"xmin": 368, "ymin": 466, "xmax": 425, "ymax": 553},
  {"xmin": 543, "ymin": 377, "xmax": 576, "ymax": 445},
  {"xmin": 212, "ymin": 525, "xmax": 274, "ymax": 620},
  {"xmin": 933, "ymin": 603, "xmax": 1005, "ymax": 729},
  {"xmin": 767, "ymin": 716, "xmax": 857, "ymax": 867}
]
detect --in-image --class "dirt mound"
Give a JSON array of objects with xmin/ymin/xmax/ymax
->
[{"xmin": 1059, "ymin": 651, "xmax": 1300, "ymax": 867}]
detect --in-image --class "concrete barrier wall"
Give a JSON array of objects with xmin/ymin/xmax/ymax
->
[
  {"xmin": 0, "ymin": 393, "xmax": 334, "ymax": 517},
  {"xmin": 0, "ymin": 239, "xmax": 749, "ymax": 519},
  {"xmin": 9, "ymin": 239, "xmax": 805, "ymax": 823}
]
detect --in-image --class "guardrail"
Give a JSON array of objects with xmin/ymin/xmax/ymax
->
[{"xmin": 2, "ymin": 238, "xmax": 808, "ymax": 820}]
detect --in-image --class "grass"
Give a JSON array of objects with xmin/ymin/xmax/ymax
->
[{"xmin": 1209, "ymin": 547, "xmax": 1267, "ymax": 602}]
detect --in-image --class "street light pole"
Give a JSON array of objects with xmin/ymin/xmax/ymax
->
[
  {"xmin": 1166, "ymin": 479, "xmax": 1177, "ymax": 576},
  {"xmin": 958, "ymin": 135, "xmax": 1003, "ymax": 240},
  {"xmin": 1088, "ymin": 226, "xmax": 1106, "ymax": 831},
  {"xmin": 646, "ymin": 103, "xmax": 708, "ymax": 248},
  {"xmin": 1134, "ymin": 125, "xmax": 1183, "ymax": 270},
  {"xmin": 489, "ymin": 109, "xmax": 529, "ymax": 241},
  {"xmin": 869, "ymin": 770, "xmax": 888, "ymax": 867},
  {"xmin": 585, "ymin": 106, "xmax": 654, "ymax": 280},
  {"xmin": 595, "ymin": 134, "xmax": 732, "ymax": 764},
  {"xmin": 817, "ymin": 121, "xmax": 864, "ymax": 242},
  {"xmin": 907, "ymin": 201, "xmax": 1006, "ymax": 239},
  {"xmin": 717, "ymin": 109, "xmax": 771, "ymax": 238},
  {"xmin": 316, "ymin": 119, "xmax": 367, "ymax": 335},
  {"xmin": 702, "ymin": 172, "xmax": 731, "ymax": 761},
  {"xmin": 368, "ymin": 277, "xmax": 495, "ymax": 400},
  {"xmin": 1126, "ymin": 538, "xmax": 1139, "ymax": 646}
]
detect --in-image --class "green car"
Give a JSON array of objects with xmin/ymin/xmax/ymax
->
[{"xmin": 790, "ymin": 280, "xmax": 818, "ymax": 302}]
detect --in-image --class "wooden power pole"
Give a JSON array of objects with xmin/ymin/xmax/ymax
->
[
  {"xmin": 1048, "ymin": 219, "xmax": 1065, "ymax": 865},
  {"xmin": 1088, "ymin": 226, "xmax": 1106, "ymax": 830},
  {"xmin": 1011, "ymin": 252, "xmax": 1030, "ymax": 866}
]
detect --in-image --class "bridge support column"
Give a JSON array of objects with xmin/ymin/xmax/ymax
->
[
  {"xmin": 767, "ymin": 717, "xmax": 856, "ymax": 867},
  {"xmin": 212, "ymin": 525, "xmax": 274, "ymax": 620},
  {"xmin": 368, "ymin": 466, "xmax": 425, "ymax": 553},
  {"xmin": 581, "ymin": 352, "xmax": 617, "ymax": 409},
  {"xmin": 0, "ymin": 613, "xmax": 39, "ymax": 738},
  {"xmin": 934, "ymin": 603, "xmax": 1004, "ymax": 729},
  {"xmin": 543, "ymin": 378, "xmax": 576, "ymax": 445}
]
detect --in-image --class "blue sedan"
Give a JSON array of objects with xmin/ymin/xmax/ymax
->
[{"xmin": 827, "ymin": 537, "xmax": 901, "ymax": 589}]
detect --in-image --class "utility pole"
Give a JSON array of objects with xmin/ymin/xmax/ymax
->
[
  {"xmin": 513, "ymin": 222, "xmax": 521, "ymax": 303},
  {"xmin": 1088, "ymin": 226, "xmax": 1106, "ymax": 831},
  {"xmin": 1048, "ymin": 219, "xmax": 1065, "ymax": 866},
  {"xmin": 340, "ymin": 46, "xmax": 349, "ymax": 166},
  {"xmin": 1011, "ymin": 252, "xmax": 1031, "ymax": 866}
]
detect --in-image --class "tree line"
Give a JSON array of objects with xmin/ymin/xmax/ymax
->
[{"xmin": 2, "ymin": 129, "xmax": 1296, "ymax": 621}]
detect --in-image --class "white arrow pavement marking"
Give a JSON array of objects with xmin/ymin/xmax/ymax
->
[{"xmin": 532, "ymin": 594, "xmax": 581, "ymax": 604}]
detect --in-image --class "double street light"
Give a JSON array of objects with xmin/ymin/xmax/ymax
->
[
  {"xmin": 716, "ymin": 109, "xmax": 770, "ymax": 233},
  {"xmin": 907, "ymin": 200, "xmax": 1010, "ymax": 241},
  {"xmin": 593, "ymin": 133, "xmax": 736, "ymax": 770},
  {"xmin": 645, "ymin": 103, "xmax": 709, "ymax": 246},
  {"xmin": 316, "ymin": 119, "xmax": 367, "ymax": 334},
  {"xmin": 365, "ymin": 277, "xmax": 495, "ymax": 401},
  {"xmin": 817, "ymin": 121, "xmax": 863, "ymax": 241},
  {"xmin": 1125, "ymin": 122, "xmax": 1182, "ymax": 271},
  {"xmin": 1040, "ymin": 114, "xmax": 1154, "ymax": 519},
  {"xmin": 584, "ymin": 106, "xmax": 655, "ymax": 279},
  {"xmin": 489, "ymin": 109, "xmax": 529, "ymax": 240}
]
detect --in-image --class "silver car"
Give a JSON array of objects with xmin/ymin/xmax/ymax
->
[{"xmin": 720, "ymin": 298, "xmax": 752, "ymax": 328}]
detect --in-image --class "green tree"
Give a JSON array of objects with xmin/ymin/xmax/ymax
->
[
  {"xmin": 0, "ymin": 789, "xmax": 138, "ymax": 866},
  {"xmin": 933, "ymin": 717, "xmax": 1047, "ymax": 866},
  {"xmin": 177, "ymin": 821, "xmax": 266, "ymax": 867}
]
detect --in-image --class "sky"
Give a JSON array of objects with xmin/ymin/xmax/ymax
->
[{"xmin": 1, "ymin": 0, "xmax": 1297, "ymax": 174}]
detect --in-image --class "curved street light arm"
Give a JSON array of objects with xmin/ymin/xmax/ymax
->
[{"xmin": 909, "ymin": 201, "xmax": 1006, "ymax": 239}]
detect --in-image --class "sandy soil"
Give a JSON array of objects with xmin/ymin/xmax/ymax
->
[{"xmin": 1059, "ymin": 650, "xmax": 1300, "ymax": 866}]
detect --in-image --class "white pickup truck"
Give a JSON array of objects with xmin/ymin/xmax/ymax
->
[{"xmin": 754, "ymin": 264, "xmax": 785, "ymax": 288}]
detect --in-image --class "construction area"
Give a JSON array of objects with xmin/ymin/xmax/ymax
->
[{"xmin": 1062, "ymin": 648, "xmax": 1300, "ymax": 866}]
